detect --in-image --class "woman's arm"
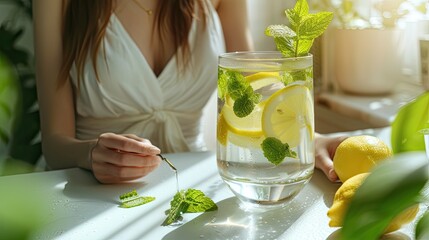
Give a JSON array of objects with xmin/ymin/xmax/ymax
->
[
  {"xmin": 215, "ymin": 0, "xmax": 254, "ymax": 52},
  {"xmin": 33, "ymin": 0, "xmax": 161, "ymax": 183},
  {"xmin": 33, "ymin": 0, "xmax": 92, "ymax": 170}
]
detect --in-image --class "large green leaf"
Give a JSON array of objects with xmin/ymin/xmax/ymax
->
[
  {"xmin": 0, "ymin": 53, "xmax": 19, "ymax": 147},
  {"xmin": 391, "ymin": 92, "xmax": 429, "ymax": 153},
  {"xmin": 340, "ymin": 152, "xmax": 429, "ymax": 240}
]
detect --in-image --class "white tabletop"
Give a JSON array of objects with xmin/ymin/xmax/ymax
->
[{"xmin": 0, "ymin": 128, "xmax": 422, "ymax": 240}]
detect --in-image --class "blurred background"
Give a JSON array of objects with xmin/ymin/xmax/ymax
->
[{"xmin": 1, "ymin": 0, "xmax": 429, "ymax": 175}]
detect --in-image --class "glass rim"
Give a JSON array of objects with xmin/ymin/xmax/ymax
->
[{"xmin": 219, "ymin": 51, "xmax": 313, "ymax": 61}]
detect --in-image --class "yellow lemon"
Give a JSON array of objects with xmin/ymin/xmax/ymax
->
[
  {"xmin": 328, "ymin": 173, "xmax": 369, "ymax": 227},
  {"xmin": 261, "ymin": 84, "xmax": 313, "ymax": 148},
  {"xmin": 327, "ymin": 173, "xmax": 419, "ymax": 234},
  {"xmin": 217, "ymin": 113, "xmax": 228, "ymax": 146},
  {"xmin": 333, "ymin": 135, "xmax": 392, "ymax": 183}
]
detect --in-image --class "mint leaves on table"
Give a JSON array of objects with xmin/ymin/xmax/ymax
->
[
  {"xmin": 162, "ymin": 188, "xmax": 218, "ymax": 226},
  {"xmin": 218, "ymin": 68, "xmax": 261, "ymax": 118},
  {"xmin": 119, "ymin": 190, "xmax": 155, "ymax": 208},
  {"xmin": 265, "ymin": 0, "xmax": 333, "ymax": 58},
  {"xmin": 261, "ymin": 137, "xmax": 297, "ymax": 165}
]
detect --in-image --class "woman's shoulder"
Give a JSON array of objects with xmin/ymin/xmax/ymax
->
[{"xmin": 210, "ymin": 0, "xmax": 220, "ymax": 9}]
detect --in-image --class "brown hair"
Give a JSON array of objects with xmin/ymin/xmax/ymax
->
[{"xmin": 59, "ymin": 0, "xmax": 206, "ymax": 86}]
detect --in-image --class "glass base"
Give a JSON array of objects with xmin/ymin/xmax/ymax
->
[{"xmin": 223, "ymin": 176, "xmax": 311, "ymax": 211}]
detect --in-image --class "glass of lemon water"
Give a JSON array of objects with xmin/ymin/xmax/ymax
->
[{"xmin": 217, "ymin": 51, "xmax": 314, "ymax": 208}]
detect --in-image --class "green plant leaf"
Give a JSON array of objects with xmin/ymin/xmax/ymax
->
[
  {"xmin": 298, "ymin": 12, "xmax": 334, "ymax": 40},
  {"xmin": 391, "ymin": 92, "xmax": 429, "ymax": 154},
  {"xmin": 184, "ymin": 189, "xmax": 218, "ymax": 213},
  {"xmin": 416, "ymin": 210, "xmax": 429, "ymax": 240},
  {"xmin": 286, "ymin": 0, "xmax": 309, "ymax": 30},
  {"xmin": 265, "ymin": 0, "xmax": 333, "ymax": 58},
  {"xmin": 296, "ymin": 39, "xmax": 314, "ymax": 56},
  {"xmin": 274, "ymin": 37, "xmax": 296, "ymax": 57},
  {"xmin": 340, "ymin": 152, "xmax": 429, "ymax": 240},
  {"xmin": 162, "ymin": 189, "xmax": 217, "ymax": 226}
]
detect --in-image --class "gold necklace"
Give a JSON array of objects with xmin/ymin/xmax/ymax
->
[{"xmin": 132, "ymin": 0, "xmax": 153, "ymax": 16}]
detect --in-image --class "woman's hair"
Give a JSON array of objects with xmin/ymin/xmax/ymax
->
[{"xmin": 59, "ymin": 0, "xmax": 206, "ymax": 86}]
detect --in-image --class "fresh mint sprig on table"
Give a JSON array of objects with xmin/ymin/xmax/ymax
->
[
  {"xmin": 218, "ymin": 68, "xmax": 261, "ymax": 118},
  {"xmin": 118, "ymin": 188, "xmax": 217, "ymax": 226},
  {"xmin": 118, "ymin": 190, "xmax": 155, "ymax": 208},
  {"xmin": 265, "ymin": 0, "xmax": 333, "ymax": 58},
  {"xmin": 162, "ymin": 189, "xmax": 218, "ymax": 226}
]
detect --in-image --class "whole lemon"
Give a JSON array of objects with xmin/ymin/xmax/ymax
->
[
  {"xmin": 327, "ymin": 173, "xmax": 419, "ymax": 234},
  {"xmin": 333, "ymin": 135, "xmax": 392, "ymax": 183}
]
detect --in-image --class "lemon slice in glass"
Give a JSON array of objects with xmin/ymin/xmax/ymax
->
[
  {"xmin": 261, "ymin": 84, "xmax": 313, "ymax": 148},
  {"xmin": 221, "ymin": 102, "xmax": 264, "ymax": 137},
  {"xmin": 217, "ymin": 113, "xmax": 228, "ymax": 146}
]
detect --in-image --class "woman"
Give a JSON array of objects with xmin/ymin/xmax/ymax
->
[{"xmin": 33, "ymin": 0, "xmax": 345, "ymax": 184}]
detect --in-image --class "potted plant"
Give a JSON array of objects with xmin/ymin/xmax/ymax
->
[
  {"xmin": 0, "ymin": 0, "xmax": 41, "ymax": 175},
  {"xmin": 311, "ymin": 0, "xmax": 427, "ymax": 95}
]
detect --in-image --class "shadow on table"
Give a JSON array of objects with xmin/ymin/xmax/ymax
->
[
  {"xmin": 162, "ymin": 195, "xmax": 323, "ymax": 240},
  {"xmin": 311, "ymin": 169, "xmax": 341, "ymax": 207},
  {"xmin": 62, "ymin": 169, "xmax": 147, "ymax": 204}
]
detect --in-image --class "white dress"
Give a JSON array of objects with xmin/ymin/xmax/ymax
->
[{"xmin": 70, "ymin": 3, "xmax": 225, "ymax": 153}]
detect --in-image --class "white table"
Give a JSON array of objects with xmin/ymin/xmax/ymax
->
[{"xmin": 0, "ymin": 128, "xmax": 422, "ymax": 240}]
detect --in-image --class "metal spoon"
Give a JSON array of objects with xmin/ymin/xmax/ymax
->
[{"xmin": 157, "ymin": 154, "xmax": 177, "ymax": 172}]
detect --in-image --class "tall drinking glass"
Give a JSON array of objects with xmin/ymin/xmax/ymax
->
[{"xmin": 217, "ymin": 52, "xmax": 314, "ymax": 208}]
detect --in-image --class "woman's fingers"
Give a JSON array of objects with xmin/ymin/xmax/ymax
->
[
  {"xmin": 93, "ymin": 161, "xmax": 159, "ymax": 178},
  {"xmin": 90, "ymin": 133, "xmax": 163, "ymax": 183},
  {"xmin": 315, "ymin": 150, "xmax": 338, "ymax": 182},
  {"xmin": 315, "ymin": 134, "xmax": 348, "ymax": 182},
  {"xmin": 98, "ymin": 133, "xmax": 160, "ymax": 155},
  {"xmin": 92, "ymin": 147, "xmax": 161, "ymax": 167}
]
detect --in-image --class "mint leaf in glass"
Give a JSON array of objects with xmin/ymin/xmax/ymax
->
[
  {"xmin": 261, "ymin": 137, "xmax": 297, "ymax": 165},
  {"xmin": 217, "ymin": 68, "xmax": 261, "ymax": 118},
  {"xmin": 233, "ymin": 95, "xmax": 255, "ymax": 118},
  {"xmin": 162, "ymin": 189, "xmax": 217, "ymax": 226}
]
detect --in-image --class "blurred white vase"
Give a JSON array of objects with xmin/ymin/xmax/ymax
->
[{"xmin": 333, "ymin": 28, "xmax": 404, "ymax": 95}]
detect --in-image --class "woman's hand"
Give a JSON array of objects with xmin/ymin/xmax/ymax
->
[
  {"xmin": 315, "ymin": 133, "xmax": 348, "ymax": 182},
  {"xmin": 90, "ymin": 133, "xmax": 162, "ymax": 184}
]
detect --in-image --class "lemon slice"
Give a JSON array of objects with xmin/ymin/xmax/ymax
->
[
  {"xmin": 246, "ymin": 72, "xmax": 280, "ymax": 89},
  {"xmin": 225, "ymin": 72, "xmax": 281, "ymax": 107},
  {"xmin": 217, "ymin": 113, "xmax": 228, "ymax": 146},
  {"xmin": 261, "ymin": 84, "xmax": 313, "ymax": 148},
  {"xmin": 221, "ymin": 102, "xmax": 264, "ymax": 137},
  {"xmin": 228, "ymin": 131, "xmax": 265, "ymax": 149}
]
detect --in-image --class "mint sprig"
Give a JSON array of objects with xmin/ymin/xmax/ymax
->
[
  {"xmin": 261, "ymin": 137, "xmax": 297, "ymax": 165},
  {"xmin": 162, "ymin": 188, "xmax": 218, "ymax": 226},
  {"xmin": 218, "ymin": 68, "xmax": 261, "ymax": 118},
  {"xmin": 119, "ymin": 189, "xmax": 155, "ymax": 208},
  {"xmin": 265, "ymin": 0, "xmax": 333, "ymax": 57}
]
